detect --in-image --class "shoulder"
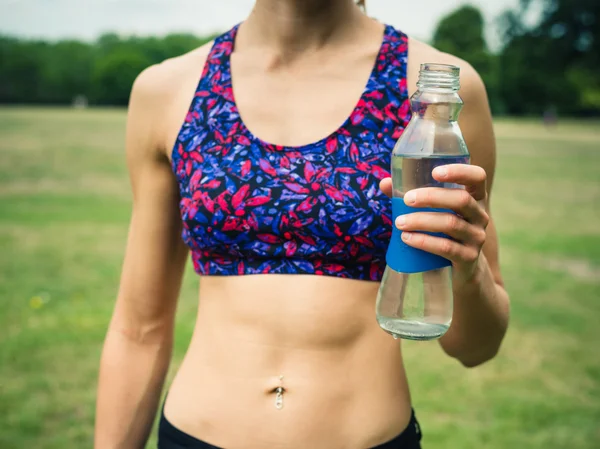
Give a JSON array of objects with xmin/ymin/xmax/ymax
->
[
  {"xmin": 406, "ymin": 36, "xmax": 488, "ymax": 106},
  {"xmin": 127, "ymin": 41, "xmax": 215, "ymax": 155},
  {"xmin": 406, "ymin": 36, "xmax": 496, "ymax": 180},
  {"xmin": 130, "ymin": 40, "xmax": 214, "ymax": 110}
]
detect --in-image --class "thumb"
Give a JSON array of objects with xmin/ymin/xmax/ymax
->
[{"xmin": 379, "ymin": 178, "xmax": 392, "ymax": 197}]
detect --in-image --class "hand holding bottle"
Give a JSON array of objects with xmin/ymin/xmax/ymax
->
[
  {"xmin": 379, "ymin": 163, "xmax": 489, "ymax": 284},
  {"xmin": 375, "ymin": 63, "xmax": 484, "ymax": 340}
]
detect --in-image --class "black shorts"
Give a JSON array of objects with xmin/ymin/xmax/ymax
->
[{"xmin": 158, "ymin": 408, "xmax": 422, "ymax": 449}]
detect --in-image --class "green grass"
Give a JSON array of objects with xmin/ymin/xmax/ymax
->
[{"xmin": 1, "ymin": 107, "xmax": 599, "ymax": 448}]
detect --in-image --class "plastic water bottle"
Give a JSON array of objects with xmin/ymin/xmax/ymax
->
[{"xmin": 376, "ymin": 63, "xmax": 470, "ymax": 341}]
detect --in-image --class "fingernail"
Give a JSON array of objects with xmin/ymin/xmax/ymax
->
[
  {"xmin": 396, "ymin": 216, "xmax": 406, "ymax": 228},
  {"xmin": 402, "ymin": 232, "xmax": 412, "ymax": 241},
  {"xmin": 435, "ymin": 166, "xmax": 448, "ymax": 178},
  {"xmin": 404, "ymin": 191, "xmax": 416, "ymax": 205}
]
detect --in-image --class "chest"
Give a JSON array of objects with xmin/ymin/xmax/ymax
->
[
  {"xmin": 175, "ymin": 129, "xmax": 394, "ymax": 250},
  {"xmin": 170, "ymin": 27, "xmax": 415, "ymax": 276},
  {"xmin": 173, "ymin": 100, "xmax": 399, "ymax": 281},
  {"xmin": 229, "ymin": 50, "xmax": 378, "ymax": 148}
]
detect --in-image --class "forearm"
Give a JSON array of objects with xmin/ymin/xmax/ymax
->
[
  {"xmin": 440, "ymin": 254, "xmax": 510, "ymax": 367},
  {"xmin": 94, "ymin": 328, "xmax": 173, "ymax": 449}
]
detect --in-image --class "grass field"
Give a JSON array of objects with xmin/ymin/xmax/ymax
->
[{"xmin": 0, "ymin": 107, "xmax": 599, "ymax": 448}]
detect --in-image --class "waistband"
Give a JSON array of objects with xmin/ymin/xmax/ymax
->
[{"xmin": 158, "ymin": 407, "xmax": 422, "ymax": 449}]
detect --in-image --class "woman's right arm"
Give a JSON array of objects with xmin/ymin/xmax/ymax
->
[{"xmin": 94, "ymin": 64, "xmax": 189, "ymax": 449}]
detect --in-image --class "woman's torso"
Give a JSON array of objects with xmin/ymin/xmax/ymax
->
[
  {"xmin": 155, "ymin": 18, "xmax": 441, "ymax": 449},
  {"xmin": 167, "ymin": 276, "xmax": 411, "ymax": 449}
]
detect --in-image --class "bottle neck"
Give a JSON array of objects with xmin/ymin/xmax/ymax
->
[
  {"xmin": 411, "ymin": 63, "xmax": 462, "ymax": 121},
  {"xmin": 417, "ymin": 63, "xmax": 460, "ymax": 91},
  {"xmin": 411, "ymin": 90, "xmax": 463, "ymax": 122}
]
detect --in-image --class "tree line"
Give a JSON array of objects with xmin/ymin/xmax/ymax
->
[
  {"xmin": 0, "ymin": 33, "xmax": 216, "ymax": 106},
  {"xmin": 0, "ymin": 0, "xmax": 598, "ymax": 116},
  {"xmin": 433, "ymin": 0, "xmax": 599, "ymax": 116}
]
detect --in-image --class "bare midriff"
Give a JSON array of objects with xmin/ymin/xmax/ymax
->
[{"xmin": 164, "ymin": 274, "xmax": 412, "ymax": 449}]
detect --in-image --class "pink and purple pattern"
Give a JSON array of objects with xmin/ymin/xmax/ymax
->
[{"xmin": 171, "ymin": 24, "xmax": 411, "ymax": 281}]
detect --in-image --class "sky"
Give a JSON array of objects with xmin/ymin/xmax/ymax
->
[{"xmin": 0, "ymin": 0, "xmax": 536, "ymax": 50}]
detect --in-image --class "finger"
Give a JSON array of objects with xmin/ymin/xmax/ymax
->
[
  {"xmin": 432, "ymin": 164, "xmax": 487, "ymax": 202},
  {"xmin": 401, "ymin": 231, "xmax": 479, "ymax": 265},
  {"xmin": 379, "ymin": 178, "xmax": 392, "ymax": 197},
  {"xmin": 403, "ymin": 187, "xmax": 489, "ymax": 227},
  {"xmin": 395, "ymin": 212, "xmax": 486, "ymax": 246}
]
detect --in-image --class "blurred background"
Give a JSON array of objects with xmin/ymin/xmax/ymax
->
[{"xmin": 0, "ymin": 1, "xmax": 598, "ymax": 448}]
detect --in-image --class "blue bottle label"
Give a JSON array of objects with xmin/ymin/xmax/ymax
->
[{"xmin": 386, "ymin": 197, "xmax": 453, "ymax": 274}]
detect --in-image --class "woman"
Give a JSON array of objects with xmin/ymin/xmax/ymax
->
[{"xmin": 95, "ymin": 1, "xmax": 510, "ymax": 448}]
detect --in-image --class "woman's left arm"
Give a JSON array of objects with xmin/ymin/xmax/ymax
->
[
  {"xmin": 381, "ymin": 64, "xmax": 510, "ymax": 367},
  {"xmin": 439, "ymin": 65, "xmax": 510, "ymax": 367}
]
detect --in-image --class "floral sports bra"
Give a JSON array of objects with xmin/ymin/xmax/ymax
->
[{"xmin": 171, "ymin": 24, "xmax": 412, "ymax": 281}]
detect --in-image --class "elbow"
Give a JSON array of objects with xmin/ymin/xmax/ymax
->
[
  {"xmin": 441, "ymin": 332, "xmax": 505, "ymax": 368},
  {"xmin": 445, "ymin": 290, "xmax": 511, "ymax": 368},
  {"xmin": 109, "ymin": 321, "xmax": 174, "ymax": 346},
  {"xmin": 455, "ymin": 345, "xmax": 500, "ymax": 368},
  {"xmin": 108, "ymin": 313, "xmax": 175, "ymax": 346}
]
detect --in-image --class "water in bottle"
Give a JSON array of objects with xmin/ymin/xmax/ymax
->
[{"xmin": 376, "ymin": 63, "xmax": 470, "ymax": 341}]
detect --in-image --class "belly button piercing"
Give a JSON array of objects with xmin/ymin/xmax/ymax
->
[
  {"xmin": 275, "ymin": 386, "xmax": 284, "ymax": 410},
  {"xmin": 275, "ymin": 375, "xmax": 284, "ymax": 410}
]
